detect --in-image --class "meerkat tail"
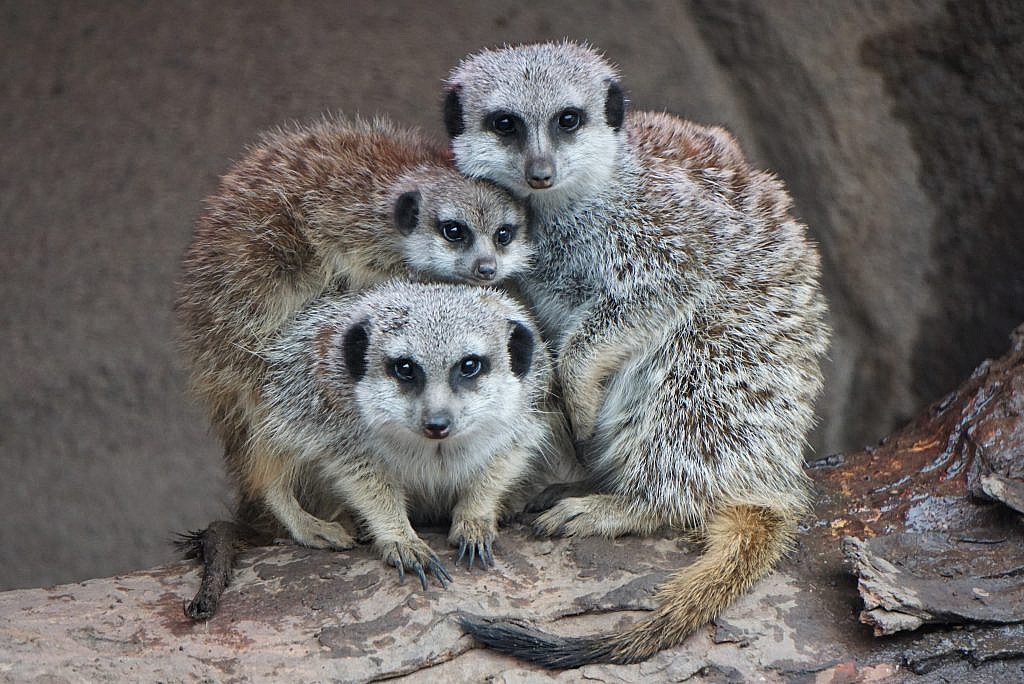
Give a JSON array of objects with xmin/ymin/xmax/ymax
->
[
  {"xmin": 461, "ymin": 504, "xmax": 795, "ymax": 668},
  {"xmin": 175, "ymin": 520, "xmax": 251, "ymax": 621}
]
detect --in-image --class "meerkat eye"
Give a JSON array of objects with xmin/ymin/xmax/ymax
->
[
  {"xmin": 390, "ymin": 358, "xmax": 418, "ymax": 383},
  {"xmin": 439, "ymin": 220, "xmax": 467, "ymax": 242},
  {"xmin": 489, "ymin": 112, "xmax": 518, "ymax": 137},
  {"xmin": 458, "ymin": 356, "xmax": 484, "ymax": 379},
  {"xmin": 557, "ymin": 108, "xmax": 583, "ymax": 132},
  {"xmin": 494, "ymin": 225, "xmax": 516, "ymax": 247}
]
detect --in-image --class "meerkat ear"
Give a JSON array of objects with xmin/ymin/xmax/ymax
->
[
  {"xmin": 393, "ymin": 191, "xmax": 420, "ymax": 236},
  {"xmin": 444, "ymin": 85, "xmax": 465, "ymax": 138},
  {"xmin": 342, "ymin": 320, "xmax": 370, "ymax": 381},
  {"xmin": 507, "ymin": 321, "xmax": 535, "ymax": 379},
  {"xmin": 604, "ymin": 80, "xmax": 625, "ymax": 131}
]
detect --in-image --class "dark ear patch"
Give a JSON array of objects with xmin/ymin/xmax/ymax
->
[
  {"xmin": 604, "ymin": 80, "xmax": 625, "ymax": 131},
  {"xmin": 508, "ymin": 321, "xmax": 534, "ymax": 379},
  {"xmin": 444, "ymin": 86, "xmax": 465, "ymax": 138},
  {"xmin": 394, "ymin": 190, "xmax": 420, "ymax": 236},
  {"xmin": 342, "ymin": 320, "xmax": 370, "ymax": 381}
]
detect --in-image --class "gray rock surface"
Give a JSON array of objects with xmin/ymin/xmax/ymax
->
[{"xmin": 2, "ymin": 0, "xmax": 1023, "ymax": 590}]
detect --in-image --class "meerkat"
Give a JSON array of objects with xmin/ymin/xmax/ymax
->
[
  {"xmin": 175, "ymin": 116, "xmax": 530, "ymax": 553},
  {"xmin": 253, "ymin": 281, "xmax": 551, "ymax": 587},
  {"xmin": 443, "ymin": 42, "xmax": 830, "ymax": 667}
]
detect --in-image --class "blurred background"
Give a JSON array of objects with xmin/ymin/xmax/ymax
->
[{"xmin": 2, "ymin": 0, "xmax": 1021, "ymax": 591}]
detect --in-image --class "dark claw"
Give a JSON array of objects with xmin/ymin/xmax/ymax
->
[
  {"xmin": 392, "ymin": 556, "xmax": 405, "ymax": 583},
  {"xmin": 484, "ymin": 540, "xmax": 494, "ymax": 567},
  {"xmin": 457, "ymin": 539, "xmax": 467, "ymax": 565},
  {"xmin": 429, "ymin": 558, "xmax": 452, "ymax": 588},
  {"xmin": 413, "ymin": 560, "xmax": 427, "ymax": 591},
  {"xmin": 468, "ymin": 542, "xmax": 476, "ymax": 569},
  {"xmin": 435, "ymin": 557, "xmax": 453, "ymax": 583}
]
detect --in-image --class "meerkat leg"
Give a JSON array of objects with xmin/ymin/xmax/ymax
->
[
  {"xmin": 245, "ymin": 442, "xmax": 356, "ymax": 550},
  {"xmin": 523, "ymin": 480, "xmax": 595, "ymax": 514},
  {"xmin": 449, "ymin": 448, "xmax": 532, "ymax": 568},
  {"xmin": 557, "ymin": 296, "xmax": 665, "ymax": 441},
  {"xmin": 532, "ymin": 494, "xmax": 663, "ymax": 538},
  {"xmin": 331, "ymin": 463, "xmax": 452, "ymax": 589},
  {"xmin": 264, "ymin": 473, "xmax": 356, "ymax": 551}
]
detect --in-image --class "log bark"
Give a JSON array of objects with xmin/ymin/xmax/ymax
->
[{"xmin": 2, "ymin": 324, "xmax": 1022, "ymax": 682}]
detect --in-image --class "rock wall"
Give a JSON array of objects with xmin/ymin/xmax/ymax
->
[{"xmin": 1, "ymin": 0, "xmax": 1021, "ymax": 589}]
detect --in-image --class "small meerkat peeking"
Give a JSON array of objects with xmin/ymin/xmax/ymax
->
[
  {"xmin": 175, "ymin": 116, "xmax": 530, "ymax": 552},
  {"xmin": 255, "ymin": 281, "xmax": 553, "ymax": 587},
  {"xmin": 444, "ymin": 42, "xmax": 830, "ymax": 667}
]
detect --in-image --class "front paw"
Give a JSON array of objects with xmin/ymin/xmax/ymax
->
[
  {"xmin": 448, "ymin": 517, "xmax": 497, "ymax": 569},
  {"xmin": 376, "ymin": 536, "xmax": 452, "ymax": 590},
  {"xmin": 291, "ymin": 518, "xmax": 356, "ymax": 551},
  {"xmin": 533, "ymin": 497, "xmax": 605, "ymax": 538},
  {"xmin": 523, "ymin": 481, "xmax": 593, "ymax": 514}
]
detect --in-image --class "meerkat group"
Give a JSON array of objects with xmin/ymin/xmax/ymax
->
[
  {"xmin": 175, "ymin": 117, "xmax": 542, "ymax": 616},
  {"xmin": 176, "ymin": 41, "xmax": 828, "ymax": 667}
]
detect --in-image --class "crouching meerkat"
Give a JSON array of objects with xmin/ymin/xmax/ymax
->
[
  {"xmin": 444, "ymin": 42, "xmax": 830, "ymax": 666},
  {"xmin": 175, "ymin": 116, "xmax": 530, "ymax": 553},
  {"xmin": 256, "ymin": 281, "xmax": 552, "ymax": 587}
]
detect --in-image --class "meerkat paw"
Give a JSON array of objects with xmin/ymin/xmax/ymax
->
[
  {"xmin": 532, "ymin": 494, "xmax": 655, "ymax": 538},
  {"xmin": 448, "ymin": 517, "xmax": 497, "ymax": 569},
  {"xmin": 290, "ymin": 518, "xmax": 357, "ymax": 551},
  {"xmin": 523, "ymin": 481, "xmax": 594, "ymax": 514},
  {"xmin": 376, "ymin": 536, "xmax": 452, "ymax": 590}
]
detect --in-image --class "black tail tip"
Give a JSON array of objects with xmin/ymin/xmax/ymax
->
[
  {"xmin": 173, "ymin": 529, "xmax": 206, "ymax": 559},
  {"xmin": 457, "ymin": 612, "xmax": 610, "ymax": 670}
]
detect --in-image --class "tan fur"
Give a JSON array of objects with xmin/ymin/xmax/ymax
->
[{"xmin": 604, "ymin": 504, "xmax": 794, "ymax": 661}]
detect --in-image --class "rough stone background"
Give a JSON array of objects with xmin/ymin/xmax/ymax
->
[{"xmin": 1, "ymin": 0, "xmax": 1021, "ymax": 590}]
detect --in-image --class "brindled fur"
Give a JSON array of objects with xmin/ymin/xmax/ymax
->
[{"xmin": 445, "ymin": 42, "xmax": 829, "ymax": 666}]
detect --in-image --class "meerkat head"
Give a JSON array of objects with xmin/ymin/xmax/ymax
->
[
  {"xmin": 330, "ymin": 283, "xmax": 543, "ymax": 461},
  {"xmin": 444, "ymin": 41, "xmax": 626, "ymax": 209},
  {"xmin": 392, "ymin": 168, "xmax": 531, "ymax": 285}
]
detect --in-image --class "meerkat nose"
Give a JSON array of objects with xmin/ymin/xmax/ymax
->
[
  {"xmin": 422, "ymin": 415, "xmax": 451, "ymax": 439},
  {"xmin": 475, "ymin": 259, "xmax": 497, "ymax": 280},
  {"xmin": 526, "ymin": 157, "xmax": 555, "ymax": 189}
]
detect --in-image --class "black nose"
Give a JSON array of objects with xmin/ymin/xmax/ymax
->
[
  {"xmin": 475, "ymin": 260, "xmax": 496, "ymax": 280},
  {"xmin": 422, "ymin": 416, "xmax": 451, "ymax": 439},
  {"xmin": 527, "ymin": 158, "xmax": 555, "ymax": 189}
]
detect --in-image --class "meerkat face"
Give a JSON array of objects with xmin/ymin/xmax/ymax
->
[
  {"xmin": 392, "ymin": 170, "xmax": 531, "ymax": 285},
  {"xmin": 444, "ymin": 42, "xmax": 626, "ymax": 209},
  {"xmin": 336, "ymin": 284, "xmax": 539, "ymax": 462}
]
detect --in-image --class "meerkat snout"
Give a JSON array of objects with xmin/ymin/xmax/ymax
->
[
  {"xmin": 526, "ymin": 156, "xmax": 555, "ymax": 189},
  {"xmin": 474, "ymin": 258, "xmax": 497, "ymax": 280},
  {"xmin": 422, "ymin": 413, "xmax": 451, "ymax": 439}
]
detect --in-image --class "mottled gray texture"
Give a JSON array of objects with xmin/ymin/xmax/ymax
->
[{"xmin": 2, "ymin": 0, "xmax": 1022, "ymax": 589}]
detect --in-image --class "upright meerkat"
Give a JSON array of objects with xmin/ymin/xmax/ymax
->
[
  {"xmin": 444, "ymin": 42, "xmax": 829, "ymax": 667},
  {"xmin": 251, "ymin": 281, "xmax": 551, "ymax": 588},
  {"xmin": 175, "ymin": 116, "xmax": 530, "ymax": 555}
]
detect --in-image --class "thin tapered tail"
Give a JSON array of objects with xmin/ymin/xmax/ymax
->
[
  {"xmin": 175, "ymin": 520, "xmax": 250, "ymax": 620},
  {"xmin": 461, "ymin": 504, "xmax": 794, "ymax": 668}
]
